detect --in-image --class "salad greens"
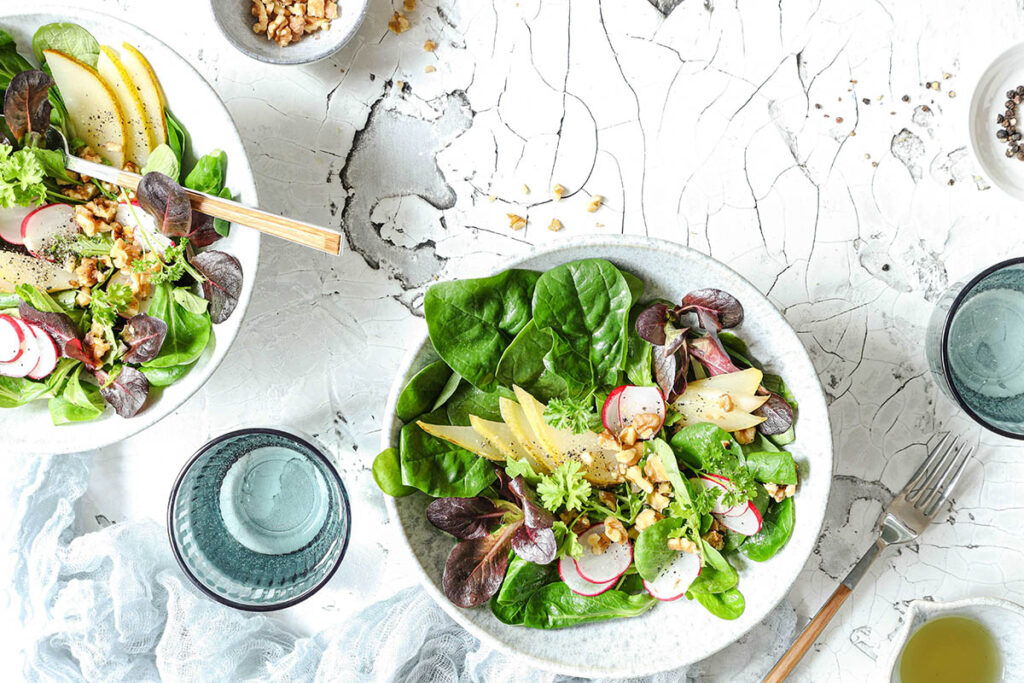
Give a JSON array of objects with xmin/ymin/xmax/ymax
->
[
  {"xmin": 0, "ymin": 23, "xmax": 243, "ymax": 424},
  {"xmin": 376, "ymin": 258, "xmax": 802, "ymax": 628}
]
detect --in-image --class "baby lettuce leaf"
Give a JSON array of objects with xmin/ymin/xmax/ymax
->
[
  {"xmin": 396, "ymin": 360, "xmax": 452, "ymax": 423},
  {"xmin": 164, "ymin": 109, "xmax": 191, "ymax": 180},
  {"xmin": 143, "ymin": 283, "xmax": 211, "ymax": 369},
  {"xmin": 624, "ymin": 305, "xmax": 655, "ymax": 387},
  {"xmin": 424, "ymin": 269, "xmax": 539, "ymax": 392},
  {"xmin": 190, "ymin": 250, "xmax": 242, "ymax": 323},
  {"xmin": 137, "ymin": 172, "xmax": 191, "ymax": 237},
  {"xmin": 442, "ymin": 520, "xmax": 520, "ymax": 608},
  {"xmin": 426, "ymin": 496, "xmax": 505, "ymax": 540},
  {"xmin": 399, "ymin": 409, "xmax": 495, "ymax": 497},
  {"xmin": 495, "ymin": 320, "xmax": 568, "ymax": 402},
  {"xmin": 522, "ymin": 583, "xmax": 657, "ymax": 629},
  {"xmin": 140, "ymin": 362, "xmax": 194, "ymax": 387},
  {"xmin": 0, "ymin": 31, "xmax": 33, "ymax": 91},
  {"xmin": 745, "ymin": 451, "xmax": 798, "ymax": 485},
  {"xmin": 95, "ymin": 365, "xmax": 148, "ymax": 418},
  {"xmin": 689, "ymin": 541, "xmax": 738, "ymax": 594},
  {"xmin": 689, "ymin": 587, "xmax": 745, "ymax": 620},
  {"xmin": 49, "ymin": 364, "xmax": 104, "ymax": 424},
  {"xmin": 490, "ymin": 556, "xmax": 558, "ymax": 625},
  {"xmin": 532, "ymin": 259, "xmax": 632, "ymax": 391},
  {"xmin": 4, "ymin": 70, "xmax": 53, "ymax": 143},
  {"xmin": 741, "ymin": 497, "xmax": 795, "ymax": 562},
  {"xmin": 670, "ymin": 423, "xmax": 743, "ymax": 472},
  {"xmin": 121, "ymin": 314, "xmax": 167, "ymax": 364},
  {"xmin": 508, "ymin": 475, "xmax": 556, "ymax": 564},
  {"xmin": 32, "ymin": 23, "xmax": 99, "ymax": 67},
  {"xmin": 183, "ymin": 149, "xmax": 226, "ymax": 193},
  {"xmin": 372, "ymin": 447, "xmax": 415, "ymax": 497},
  {"xmin": 634, "ymin": 517, "xmax": 683, "ymax": 581}
]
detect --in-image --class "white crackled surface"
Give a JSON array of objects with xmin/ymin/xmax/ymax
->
[{"xmin": 46, "ymin": 0, "xmax": 1024, "ymax": 679}]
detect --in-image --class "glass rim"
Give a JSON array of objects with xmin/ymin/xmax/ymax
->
[
  {"xmin": 166, "ymin": 426, "xmax": 352, "ymax": 612},
  {"xmin": 940, "ymin": 256, "xmax": 1024, "ymax": 441}
]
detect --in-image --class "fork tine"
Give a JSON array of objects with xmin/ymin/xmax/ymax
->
[
  {"xmin": 922, "ymin": 445, "xmax": 973, "ymax": 517},
  {"xmin": 915, "ymin": 439, "xmax": 964, "ymax": 506},
  {"xmin": 902, "ymin": 433, "xmax": 951, "ymax": 497},
  {"xmin": 905, "ymin": 434, "xmax": 959, "ymax": 503}
]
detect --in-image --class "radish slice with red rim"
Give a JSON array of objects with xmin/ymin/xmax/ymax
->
[
  {"xmin": 0, "ymin": 317, "xmax": 40, "ymax": 378},
  {"xmin": 698, "ymin": 475, "xmax": 736, "ymax": 515},
  {"xmin": 601, "ymin": 385, "xmax": 666, "ymax": 435},
  {"xmin": 643, "ymin": 550, "xmax": 702, "ymax": 601},
  {"xmin": 558, "ymin": 555, "xmax": 616, "ymax": 596},
  {"xmin": 0, "ymin": 314, "xmax": 25, "ymax": 363},
  {"xmin": 21, "ymin": 204, "xmax": 77, "ymax": 260},
  {"xmin": 714, "ymin": 502, "xmax": 763, "ymax": 535},
  {"xmin": 26, "ymin": 324, "xmax": 58, "ymax": 380},
  {"xmin": 574, "ymin": 523, "xmax": 633, "ymax": 583},
  {"xmin": 0, "ymin": 206, "xmax": 31, "ymax": 245}
]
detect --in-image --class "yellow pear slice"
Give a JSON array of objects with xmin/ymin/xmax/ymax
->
[
  {"xmin": 673, "ymin": 391, "xmax": 768, "ymax": 431},
  {"xmin": 0, "ymin": 251, "xmax": 76, "ymax": 291},
  {"xmin": 97, "ymin": 46, "xmax": 156, "ymax": 166},
  {"xmin": 469, "ymin": 415, "xmax": 524, "ymax": 461},
  {"xmin": 416, "ymin": 421, "xmax": 505, "ymax": 462},
  {"xmin": 45, "ymin": 49, "xmax": 126, "ymax": 168},
  {"xmin": 512, "ymin": 386, "xmax": 624, "ymax": 486},
  {"xmin": 119, "ymin": 43, "xmax": 166, "ymax": 145},
  {"xmin": 499, "ymin": 397, "xmax": 554, "ymax": 473},
  {"xmin": 686, "ymin": 368, "xmax": 763, "ymax": 396}
]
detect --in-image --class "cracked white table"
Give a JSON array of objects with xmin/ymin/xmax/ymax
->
[{"xmin": 59, "ymin": 0, "xmax": 1024, "ymax": 679}]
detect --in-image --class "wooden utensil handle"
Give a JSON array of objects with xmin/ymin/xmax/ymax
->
[
  {"xmin": 762, "ymin": 584, "xmax": 852, "ymax": 683},
  {"xmin": 73, "ymin": 162, "xmax": 342, "ymax": 255}
]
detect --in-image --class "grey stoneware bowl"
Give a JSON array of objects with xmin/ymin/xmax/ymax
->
[
  {"xmin": 381, "ymin": 236, "xmax": 834, "ymax": 677},
  {"xmin": 210, "ymin": 0, "xmax": 368, "ymax": 65}
]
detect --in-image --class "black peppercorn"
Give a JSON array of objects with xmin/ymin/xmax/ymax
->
[
  {"xmin": 1008, "ymin": 90, "xmax": 1016, "ymax": 99},
  {"xmin": 1016, "ymin": 85, "xmax": 1023, "ymax": 95},
  {"xmin": 999, "ymin": 129, "xmax": 1009, "ymax": 139},
  {"xmin": 1007, "ymin": 148, "xmax": 1015, "ymax": 157},
  {"xmin": 1008, "ymin": 100, "xmax": 1016, "ymax": 109},
  {"xmin": 999, "ymin": 113, "xmax": 1006, "ymax": 123}
]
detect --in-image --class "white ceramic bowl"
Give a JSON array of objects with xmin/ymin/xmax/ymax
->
[
  {"xmin": 381, "ymin": 236, "xmax": 833, "ymax": 677},
  {"xmin": 0, "ymin": 7, "xmax": 260, "ymax": 454},
  {"xmin": 210, "ymin": 0, "xmax": 368, "ymax": 65},
  {"xmin": 968, "ymin": 42, "xmax": 1024, "ymax": 200},
  {"xmin": 885, "ymin": 597, "xmax": 1024, "ymax": 682}
]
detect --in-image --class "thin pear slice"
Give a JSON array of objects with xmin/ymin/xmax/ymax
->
[
  {"xmin": 686, "ymin": 368, "xmax": 763, "ymax": 397},
  {"xmin": 0, "ymin": 251, "xmax": 76, "ymax": 291},
  {"xmin": 673, "ymin": 391, "xmax": 768, "ymax": 432},
  {"xmin": 119, "ymin": 43, "xmax": 167, "ymax": 145},
  {"xmin": 416, "ymin": 421, "xmax": 505, "ymax": 462},
  {"xmin": 469, "ymin": 415, "xmax": 526, "ymax": 461},
  {"xmin": 45, "ymin": 49, "xmax": 126, "ymax": 168},
  {"xmin": 97, "ymin": 46, "xmax": 156, "ymax": 166},
  {"xmin": 499, "ymin": 397, "xmax": 555, "ymax": 473},
  {"xmin": 512, "ymin": 386, "xmax": 624, "ymax": 486}
]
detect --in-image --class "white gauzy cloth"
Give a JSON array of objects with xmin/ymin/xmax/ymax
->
[{"xmin": 2, "ymin": 453, "xmax": 797, "ymax": 682}]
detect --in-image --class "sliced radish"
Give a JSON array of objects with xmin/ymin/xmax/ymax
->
[
  {"xmin": 0, "ymin": 206, "xmax": 32, "ymax": 245},
  {"xmin": 574, "ymin": 524, "xmax": 633, "ymax": 583},
  {"xmin": 0, "ymin": 317, "xmax": 40, "ymax": 378},
  {"xmin": 21, "ymin": 204, "xmax": 78, "ymax": 260},
  {"xmin": 715, "ymin": 503, "xmax": 763, "ymax": 535},
  {"xmin": 558, "ymin": 555, "xmax": 616, "ymax": 596},
  {"xmin": 601, "ymin": 385, "xmax": 666, "ymax": 434},
  {"xmin": 698, "ymin": 475, "xmax": 736, "ymax": 515},
  {"xmin": 117, "ymin": 201, "xmax": 172, "ymax": 256},
  {"xmin": 643, "ymin": 551, "xmax": 702, "ymax": 601},
  {"xmin": 0, "ymin": 315, "xmax": 26, "ymax": 362},
  {"xmin": 26, "ymin": 324, "xmax": 58, "ymax": 380}
]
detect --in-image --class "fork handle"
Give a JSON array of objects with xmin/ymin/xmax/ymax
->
[{"xmin": 763, "ymin": 540, "xmax": 884, "ymax": 682}]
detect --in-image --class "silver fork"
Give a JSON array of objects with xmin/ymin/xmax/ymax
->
[{"xmin": 764, "ymin": 433, "xmax": 973, "ymax": 682}]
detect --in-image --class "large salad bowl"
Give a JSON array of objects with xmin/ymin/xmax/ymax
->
[
  {"xmin": 0, "ymin": 7, "xmax": 260, "ymax": 454},
  {"xmin": 382, "ymin": 236, "xmax": 833, "ymax": 677}
]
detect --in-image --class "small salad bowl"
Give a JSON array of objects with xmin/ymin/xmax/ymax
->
[
  {"xmin": 884, "ymin": 597, "xmax": 1024, "ymax": 681},
  {"xmin": 210, "ymin": 0, "xmax": 369, "ymax": 65}
]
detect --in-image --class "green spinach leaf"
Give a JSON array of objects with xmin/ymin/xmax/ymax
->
[
  {"xmin": 33, "ymin": 23, "xmax": 99, "ymax": 67},
  {"xmin": 141, "ymin": 362, "xmax": 195, "ymax": 387},
  {"xmin": 634, "ymin": 517, "xmax": 683, "ymax": 581},
  {"xmin": 399, "ymin": 409, "xmax": 495, "ymax": 497},
  {"xmin": 372, "ymin": 447, "xmax": 415, "ymax": 497},
  {"xmin": 164, "ymin": 109, "xmax": 191, "ymax": 182},
  {"xmin": 0, "ymin": 30, "xmax": 32, "ymax": 91},
  {"xmin": 690, "ymin": 586, "xmax": 745, "ymax": 620},
  {"xmin": 444, "ymin": 382, "xmax": 511, "ymax": 426},
  {"xmin": 689, "ymin": 541, "xmax": 738, "ymax": 594},
  {"xmin": 490, "ymin": 556, "xmax": 558, "ymax": 625},
  {"xmin": 143, "ymin": 282, "xmax": 211, "ymax": 369},
  {"xmin": 522, "ymin": 582, "xmax": 656, "ymax": 629},
  {"xmin": 742, "ymin": 497, "xmax": 795, "ymax": 562},
  {"xmin": 495, "ymin": 319, "xmax": 568, "ymax": 401},
  {"xmin": 395, "ymin": 360, "xmax": 452, "ymax": 423},
  {"xmin": 745, "ymin": 451, "xmax": 798, "ymax": 485}
]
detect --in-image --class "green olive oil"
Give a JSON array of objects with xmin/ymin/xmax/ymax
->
[{"xmin": 898, "ymin": 616, "xmax": 1001, "ymax": 683}]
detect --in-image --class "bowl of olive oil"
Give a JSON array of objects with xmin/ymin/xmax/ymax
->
[{"xmin": 889, "ymin": 598, "xmax": 1023, "ymax": 682}]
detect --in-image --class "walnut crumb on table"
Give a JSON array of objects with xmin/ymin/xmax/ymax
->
[
  {"xmin": 404, "ymin": 0, "xmax": 416, "ymax": 10},
  {"xmin": 251, "ymin": 0, "xmax": 337, "ymax": 47},
  {"xmin": 424, "ymin": 39, "xmax": 436, "ymax": 52},
  {"xmin": 586, "ymin": 195, "xmax": 604, "ymax": 212},
  {"xmin": 424, "ymin": 65, "xmax": 436, "ymax": 73},
  {"xmin": 552, "ymin": 183, "xmax": 567, "ymax": 200},
  {"xmin": 388, "ymin": 11, "xmax": 410, "ymax": 33},
  {"xmin": 547, "ymin": 218, "xmax": 563, "ymax": 232},
  {"xmin": 507, "ymin": 214, "xmax": 527, "ymax": 230}
]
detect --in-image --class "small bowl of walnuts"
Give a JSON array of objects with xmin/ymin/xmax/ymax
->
[{"xmin": 212, "ymin": 0, "xmax": 369, "ymax": 65}]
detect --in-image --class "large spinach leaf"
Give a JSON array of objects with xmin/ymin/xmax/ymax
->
[
  {"xmin": 624, "ymin": 304, "xmax": 654, "ymax": 387},
  {"xmin": 495, "ymin": 319, "xmax": 568, "ymax": 401},
  {"xmin": 396, "ymin": 360, "xmax": 452, "ymax": 423},
  {"xmin": 690, "ymin": 587, "xmax": 745, "ymax": 620},
  {"xmin": 742, "ymin": 497, "xmax": 795, "ymax": 562},
  {"xmin": 532, "ymin": 259, "xmax": 632, "ymax": 391},
  {"xmin": 490, "ymin": 556, "xmax": 558, "ymax": 625},
  {"xmin": 399, "ymin": 409, "xmax": 495, "ymax": 497},
  {"xmin": 143, "ymin": 283, "xmax": 212, "ymax": 369},
  {"xmin": 444, "ymin": 382, "xmax": 510, "ymax": 426},
  {"xmin": 0, "ymin": 30, "xmax": 32, "ymax": 91},
  {"xmin": 424, "ymin": 270, "xmax": 539, "ymax": 392},
  {"xmin": 634, "ymin": 517, "xmax": 683, "ymax": 582},
  {"xmin": 522, "ymin": 582, "xmax": 656, "ymax": 629},
  {"xmin": 745, "ymin": 451, "xmax": 798, "ymax": 485}
]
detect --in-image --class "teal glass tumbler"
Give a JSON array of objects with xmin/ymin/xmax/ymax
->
[
  {"xmin": 926, "ymin": 257, "xmax": 1024, "ymax": 439},
  {"xmin": 168, "ymin": 428, "xmax": 351, "ymax": 610}
]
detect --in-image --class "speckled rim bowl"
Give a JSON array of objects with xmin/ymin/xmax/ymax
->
[
  {"xmin": 167, "ymin": 427, "xmax": 352, "ymax": 612},
  {"xmin": 381, "ymin": 236, "xmax": 833, "ymax": 677},
  {"xmin": 968, "ymin": 42, "xmax": 1024, "ymax": 200},
  {"xmin": 884, "ymin": 597, "xmax": 1024, "ymax": 681},
  {"xmin": 210, "ymin": 0, "xmax": 368, "ymax": 65}
]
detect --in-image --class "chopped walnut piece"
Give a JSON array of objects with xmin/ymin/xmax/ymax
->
[
  {"xmin": 587, "ymin": 531, "xmax": 610, "ymax": 555},
  {"xmin": 547, "ymin": 218, "xmax": 563, "ymax": 232},
  {"xmin": 388, "ymin": 11, "xmax": 411, "ymax": 33},
  {"xmin": 74, "ymin": 258, "xmax": 101, "ymax": 287},
  {"xmin": 424, "ymin": 39, "xmax": 437, "ymax": 52},
  {"xmin": 597, "ymin": 428, "xmax": 620, "ymax": 451},
  {"xmin": 634, "ymin": 508, "xmax": 663, "ymax": 531},
  {"xmin": 579, "ymin": 451, "xmax": 594, "ymax": 466},
  {"xmin": 571, "ymin": 514, "xmax": 591, "ymax": 535},
  {"xmin": 552, "ymin": 183, "xmax": 567, "ymax": 200},
  {"xmin": 632, "ymin": 413, "xmax": 662, "ymax": 440},
  {"xmin": 647, "ymin": 491, "xmax": 671, "ymax": 512},
  {"xmin": 734, "ymin": 426, "xmax": 757, "ymax": 445},
  {"xmin": 615, "ymin": 444, "xmax": 642, "ymax": 466},
  {"xmin": 507, "ymin": 213, "xmax": 527, "ymax": 231},
  {"xmin": 625, "ymin": 465, "xmax": 653, "ymax": 494},
  {"xmin": 643, "ymin": 456, "xmax": 670, "ymax": 484},
  {"xmin": 667, "ymin": 537, "xmax": 698, "ymax": 553},
  {"xmin": 702, "ymin": 529, "xmax": 724, "ymax": 551},
  {"xmin": 718, "ymin": 393, "xmax": 734, "ymax": 412},
  {"xmin": 83, "ymin": 319, "xmax": 111, "ymax": 365},
  {"xmin": 308, "ymin": 0, "xmax": 325, "ymax": 16},
  {"xmin": 598, "ymin": 490, "xmax": 617, "ymax": 508},
  {"xmin": 604, "ymin": 517, "xmax": 628, "ymax": 544},
  {"xmin": 75, "ymin": 287, "xmax": 91, "ymax": 307},
  {"xmin": 404, "ymin": 0, "xmax": 416, "ymax": 10},
  {"xmin": 64, "ymin": 183, "xmax": 98, "ymax": 202},
  {"xmin": 763, "ymin": 482, "xmax": 797, "ymax": 503},
  {"xmin": 522, "ymin": 184, "xmax": 531, "ymax": 194},
  {"xmin": 586, "ymin": 195, "xmax": 604, "ymax": 212},
  {"xmin": 618, "ymin": 425, "xmax": 638, "ymax": 447},
  {"xmin": 252, "ymin": 0, "xmax": 334, "ymax": 44}
]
